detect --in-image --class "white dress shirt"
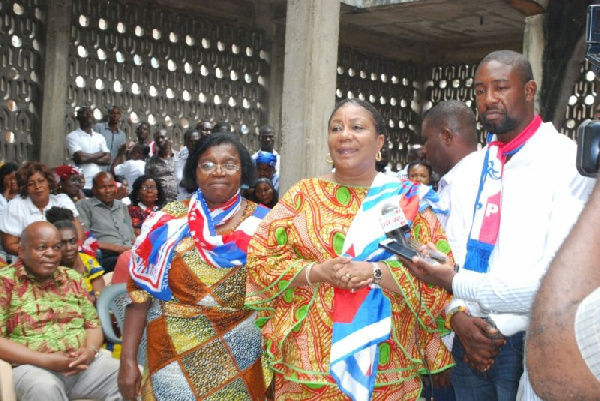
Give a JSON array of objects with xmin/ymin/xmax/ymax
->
[
  {"xmin": 0, "ymin": 194, "xmax": 79, "ymax": 237},
  {"xmin": 443, "ymin": 122, "xmax": 595, "ymax": 400},
  {"xmin": 66, "ymin": 128, "xmax": 110, "ymax": 189}
]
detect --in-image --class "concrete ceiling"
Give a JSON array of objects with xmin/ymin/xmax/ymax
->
[
  {"xmin": 339, "ymin": 0, "xmax": 545, "ymax": 64},
  {"xmin": 133, "ymin": 0, "xmax": 545, "ymax": 65}
]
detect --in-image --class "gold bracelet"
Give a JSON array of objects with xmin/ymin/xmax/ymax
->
[
  {"xmin": 445, "ymin": 305, "xmax": 469, "ymax": 330},
  {"xmin": 305, "ymin": 262, "xmax": 316, "ymax": 288}
]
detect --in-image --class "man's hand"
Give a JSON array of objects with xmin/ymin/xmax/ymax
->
[
  {"xmin": 404, "ymin": 252, "xmax": 456, "ymax": 291},
  {"xmin": 431, "ymin": 369, "xmax": 452, "ymax": 388},
  {"xmin": 39, "ymin": 352, "xmax": 78, "ymax": 373},
  {"xmin": 452, "ymin": 312, "xmax": 505, "ymax": 371}
]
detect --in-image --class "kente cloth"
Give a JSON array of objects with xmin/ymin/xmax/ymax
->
[
  {"xmin": 130, "ymin": 190, "xmax": 268, "ymax": 300},
  {"xmin": 128, "ymin": 199, "xmax": 267, "ymax": 400},
  {"xmin": 464, "ymin": 115, "xmax": 542, "ymax": 273},
  {"xmin": 329, "ymin": 173, "xmax": 440, "ymax": 401},
  {"xmin": 246, "ymin": 178, "xmax": 454, "ymax": 401}
]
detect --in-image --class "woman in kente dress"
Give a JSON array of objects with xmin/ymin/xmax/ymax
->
[
  {"xmin": 119, "ymin": 133, "xmax": 269, "ymax": 400},
  {"xmin": 246, "ymin": 98, "xmax": 454, "ymax": 400}
]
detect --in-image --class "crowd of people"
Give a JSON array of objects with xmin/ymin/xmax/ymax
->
[{"xmin": 0, "ymin": 48, "xmax": 597, "ymax": 401}]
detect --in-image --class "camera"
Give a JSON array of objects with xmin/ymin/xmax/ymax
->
[{"xmin": 576, "ymin": 5, "xmax": 600, "ymax": 177}]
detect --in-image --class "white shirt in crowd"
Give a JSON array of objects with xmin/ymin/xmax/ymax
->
[
  {"xmin": 176, "ymin": 146, "xmax": 189, "ymax": 200},
  {"xmin": 442, "ymin": 122, "xmax": 595, "ymax": 400},
  {"xmin": 114, "ymin": 160, "xmax": 146, "ymax": 191},
  {"xmin": 0, "ymin": 194, "xmax": 79, "ymax": 237},
  {"xmin": 66, "ymin": 128, "xmax": 110, "ymax": 189}
]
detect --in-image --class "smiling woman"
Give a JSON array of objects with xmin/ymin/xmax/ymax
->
[
  {"xmin": 119, "ymin": 133, "xmax": 270, "ymax": 400},
  {"xmin": 246, "ymin": 98, "xmax": 454, "ymax": 400},
  {"xmin": 0, "ymin": 162, "xmax": 84, "ymax": 256}
]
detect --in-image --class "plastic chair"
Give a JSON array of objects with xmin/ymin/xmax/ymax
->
[{"xmin": 96, "ymin": 283, "xmax": 147, "ymax": 367}]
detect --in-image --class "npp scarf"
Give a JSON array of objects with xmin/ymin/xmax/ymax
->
[
  {"xmin": 330, "ymin": 173, "xmax": 441, "ymax": 401},
  {"xmin": 130, "ymin": 189, "xmax": 268, "ymax": 300},
  {"xmin": 464, "ymin": 115, "xmax": 542, "ymax": 273}
]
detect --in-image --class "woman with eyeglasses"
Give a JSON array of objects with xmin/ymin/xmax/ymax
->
[
  {"xmin": 128, "ymin": 174, "xmax": 166, "ymax": 237},
  {"xmin": 0, "ymin": 162, "xmax": 84, "ymax": 256},
  {"xmin": 45, "ymin": 206, "xmax": 105, "ymax": 303},
  {"xmin": 119, "ymin": 133, "xmax": 270, "ymax": 400}
]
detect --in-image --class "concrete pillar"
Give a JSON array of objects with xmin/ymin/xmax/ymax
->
[
  {"xmin": 523, "ymin": 13, "xmax": 545, "ymax": 115},
  {"xmin": 39, "ymin": 0, "xmax": 72, "ymax": 167},
  {"xmin": 255, "ymin": 2, "xmax": 286, "ymax": 149},
  {"xmin": 279, "ymin": 0, "xmax": 340, "ymax": 192}
]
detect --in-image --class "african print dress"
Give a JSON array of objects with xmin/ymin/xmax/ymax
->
[
  {"xmin": 246, "ymin": 178, "xmax": 454, "ymax": 401},
  {"xmin": 128, "ymin": 200, "xmax": 266, "ymax": 400}
]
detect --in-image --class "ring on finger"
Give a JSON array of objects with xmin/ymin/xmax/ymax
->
[{"xmin": 345, "ymin": 273, "xmax": 352, "ymax": 279}]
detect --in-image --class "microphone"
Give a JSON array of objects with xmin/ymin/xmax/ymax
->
[
  {"xmin": 379, "ymin": 203, "xmax": 410, "ymax": 245},
  {"xmin": 378, "ymin": 203, "xmax": 447, "ymax": 263}
]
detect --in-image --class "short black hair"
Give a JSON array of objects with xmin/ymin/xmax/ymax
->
[
  {"xmin": 181, "ymin": 133, "xmax": 255, "ymax": 193},
  {"xmin": 129, "ymin": 174, "xmax": 167, "ymax": 207},
  {"xmin": 183, "ymin": 128, "xmax": 199, "ymax": 142},
  {"xmin": 114, "ymin": 175, "xmax": 126, "ymax": 184},
  {"xmin": 478, "ymin": 50, "xmax": 534, "ymax": 84},
  {"xmin": 423, "ymin": 100, "xmax": 478, "ymax": 145},
  {"xmin": 212, "ymin": 121, "xmax": 231, "ymax": 134},
  {"xmin": 250, "ymin": 177, "xmax": 279, "ymax": 208},
  {"xmin": 45, "ymin": 206, "xmax": 74, "ymax": 223},
  {"xmin": 0, "ymin": 162, "xmax": 18, "ymax": 193},
  {"xmin": 407, "ymin": 161, "xmax": 433, "ymax": 177},
  {"xmin": 328, "ymin": 98, "xmax": 387, "ymax": 137},
  {"xmin": 92, "ymin": 171, "xmax": 114, "ymax": 188}
]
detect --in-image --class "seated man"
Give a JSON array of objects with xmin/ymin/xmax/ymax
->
[
  {"xmin": 76, "ymin": 171, "xmax": 134, "ymax": 272},
  {"xmin": 0, "ymin": 221, "xmax": 122, "ymax": 401}
]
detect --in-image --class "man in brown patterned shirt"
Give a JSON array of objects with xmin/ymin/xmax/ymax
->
[{"xmin": 0, "ymin": 221, "xmax": 122, "ymax": 400}]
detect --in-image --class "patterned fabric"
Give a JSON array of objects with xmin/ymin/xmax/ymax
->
[
  {"xmin": 464, "ymin": 115, "xmax": 541, "ymax": 273},
  {"xmin": 246, "ymin": 178, "xmax": 454, "ymax": 400},
  {"xmin": 128, "ymin": 199, "xmax": 266, "ymax": 400},
  {"xmin": 78, "ymin": 252, "xmax": 105, "ymax": 294},
  {"xmin": 329, "ymin": 173, "xmax": 441, "ymax": 400},
  {"xmin": 131, "ymin": 191, "xmax": 268, "ymax": 300},
  {"xmin": 0, "ymin": 261, "xmax": 99, "ymax": 353},
  {"xmin": 128, "ymin": 204, "xmax": 152, "ymax": 229}
]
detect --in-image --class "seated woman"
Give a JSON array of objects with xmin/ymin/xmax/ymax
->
[
  {"xmin": 249, "ymin": 177, "xmax": 278, "ymax": 208},
  {"xmin": 128, "ymin": 174, "xmax": 166, "ymax": 236},
  {"xmin": 119, "ymin": 133, "xmax": 270, "ymax": 400},
  {"xmin": 110, "ymin": 174, "xmax": 167, "ymax": 284},
  {"xmin": 46, "ymin": 206, "xmax": 105, "ymax": 303},
  {"xmin": 246, "ymin": 98, "xmax": 453, "ymax": 400},
  {"xmin": 0, "ymin": 162, "xmax": 18, "ymax": 216},
  {"xmin": 55, "ymin": 164, "xmax": 86, "ymax": 203},
  {"xmin": 0, "ymin": 162, "xmax": 84, "ymax": 256}
]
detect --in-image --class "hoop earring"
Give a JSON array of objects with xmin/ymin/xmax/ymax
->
[
  {"xmin": 326, "ymin": 153, "xmax": 334, "ymax": 164},
  {"xmin": 375, "ymin": 151, "xmax": 382, "ymax": 162}
]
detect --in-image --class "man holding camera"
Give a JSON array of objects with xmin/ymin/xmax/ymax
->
[{"xmin": 406, "ymin": 50, "xmax": 595, "ymax": 400}]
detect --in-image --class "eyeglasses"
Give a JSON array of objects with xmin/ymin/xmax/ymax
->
[
  {"xmin": 198, "ymin": 162, "xmax": 240, "ymax": 173},
  {"xmin": 141, "ymin": 185, "xmax": 158, "ymax": 191}
]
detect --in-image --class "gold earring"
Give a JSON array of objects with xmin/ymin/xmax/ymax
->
[
  {"xmin": 375, "ymin": 151, "xmax": 382, "ymax": 162},
  {"xmin": 326, "ymin": 153, "xmax": 334, "ymax": 164}
]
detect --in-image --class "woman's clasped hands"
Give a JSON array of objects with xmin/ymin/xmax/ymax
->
[{"xmin": 314, "ymin": 257, "xmax": 374, "ymax": 292}]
